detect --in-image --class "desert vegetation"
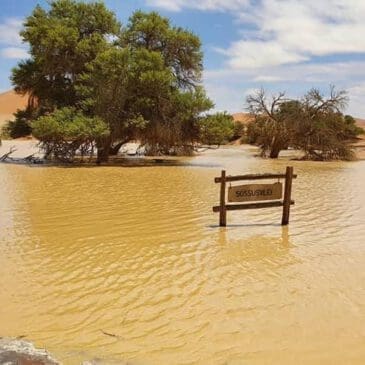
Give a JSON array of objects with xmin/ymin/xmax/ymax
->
[
  {"xmin": 9, "ymin": 0, "xmax": 235, "ymax": 162},
  {"xmin": 246, "ymin": 87, "xmax": 364, "ymax": 160},
  {"xmin": 3, "ymin": 0, "xmax": 363, "ymax": 163}
]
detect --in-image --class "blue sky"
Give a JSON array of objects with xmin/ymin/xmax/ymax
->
[{"xmin": 1, "ymin": 0, "xmax": 365, "ymax": 116}]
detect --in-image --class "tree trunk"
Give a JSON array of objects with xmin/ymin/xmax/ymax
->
[
  {"xmin": 269, "ymin": 140, "xmax": 282, "ymax": 158},
  {"xmin": 97, "ymin": 136, "xmax": 111, "ymax": 163}
]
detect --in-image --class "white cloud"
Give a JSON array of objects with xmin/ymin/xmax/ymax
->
[
  {"xmin": 0, "ymin": 18, "xmax": 28, "ymax": 60},
  {"xmin": 0, "ymin": 18, "xmax": 23, "ymax": 46},
  {"xmin": 227, "ymin": 0, "xmax": 365, "ymax": 70},
  {"xmin": 147, "ymin": 0, "xmax": 365, "ymax": 116},
  {"xmin": 203, "ymin": 61, "xmax": 365, "ymax": 116},
  {"xmin": 147, "ymin": 0, "xmax": 365, "ymax": 69},
  {"xmin": 226, "ymin": 40, "xmax": 308, "ymax": 69},
  {"xmin": 347, "ymin": 83, "xmax": 365, "ymax": 118},
  {"xmin": 1, "ymin": 47, "xmax": 28, "ymax": 59}
]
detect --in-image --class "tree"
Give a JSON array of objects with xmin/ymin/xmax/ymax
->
[
  {"xmin": 2, "ymin": 110, "xmax": 32, "ymax": 138},
  {"xmin": 199, "ymin": 112, "xmax": 234, "ymax": 146},
  {"xmin": 246, "ymin": 89, "xmax": 296, "ymax": 158},
  {"xmin": 232, "ymin": 121, "xmax": 246, "ymax": 141},
  {"xmin": 12, "ymin": 3, "xmax": 214, "ymax": 161},
  {"xmin": 79, "ymin": 10, "xmax": 212, "ymax": 160},
  {"xmin": 11, "ymin": 0, "xmax": 121, "ymax": 114},
  {"xmin": 246, "ymin": 86, "xmax": 362, "ymax": 160},
  {"xmin": 292, "ymin": 87, "xmax": 353, "ymax": 160},
  {"xmin": 121, "ymin": 11, "xmax": 202, "ymax": 89}
]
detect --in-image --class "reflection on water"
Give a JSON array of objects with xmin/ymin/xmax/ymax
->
[{"xmin": 0, "ymin": 146, "xmax": 364, "ymax": 364}]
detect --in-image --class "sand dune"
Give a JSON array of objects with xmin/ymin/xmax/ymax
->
[
  {"xmin": 232, "ymin": 112, "xmax": 254, "ymax": 124},
  {"xmin": 0, "ymin": 90, "xmax": 29, "ymax": 128}
]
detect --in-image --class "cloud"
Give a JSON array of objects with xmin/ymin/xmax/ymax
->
[
  {"xmin": 1, "ymin": 47, "xmax": 28, "ymax": 59},
  {"xmin": 146, "ymin": 0, "xmax": 365, "ymax": 116},
  {"xmin": 0, "ymin": 18, "xmax": 23, "ymax": 46},
  {"xmin": 203, "ymin": 61, "xmax": 365, "ymax": 115},
  {"xmin": 146, "ymin": 0, "xmax": 365, "ymax": 69},
  {"xmin": 347, "ymin": 83, "xmax": 365, "ymax": 118},
  {"xmin": 0, "ymin": 18, "xmax": 28, "ymax": 60},
  {"xmin": 226, "ymin": 40, "xmax": 308, "ymax": 69}
]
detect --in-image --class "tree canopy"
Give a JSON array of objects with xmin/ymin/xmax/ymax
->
[
  {"xmin": 246, "ymin": 87, "xmax": 363, "ymax": 160},
  {"xmin": 32, "ymin": 107, "xmax": 109, "ymax": 162},
  {"xmin": 11, "ymin": 1, "xmax": 219, "ymax": 161},
  {"xmin": 199, "ymin": 112, "xmax": 234, "ymax": 146},
  {"xmin": 12, "ymin": 0, "xmax": 121, "ymax": 113}
]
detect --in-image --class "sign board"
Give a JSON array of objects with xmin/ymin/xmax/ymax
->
[
  {"xmin": 213, "ymin": 167, "xmax": 296, "ymax": 226},
  {"xmin": 228, "ymin": 182, "xmax": 282, "ymax": 202}
]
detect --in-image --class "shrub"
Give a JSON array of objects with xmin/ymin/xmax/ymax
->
[
  {"xmin": 2, "ymin": 118, "xmax": 32, "ymax": 138},
  {"xmin": 199, "ymin": 112, "xmax": 234, "ymax": 146},
  {"xmin": 33, "ymin": 107, "xmax": 110, "ymax": 162}
]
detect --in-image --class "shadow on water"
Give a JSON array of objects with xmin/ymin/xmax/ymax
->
[
  {"xmin": 0, "ymin": 158, "xmax": 221, "ymax": 169},
  {"xmin": 207, "ymin": 223, "xmax": 282, "ymax": 228},
  {"xmin": 216, "ymin": 225, "xmax": 292, "ymax": 249}
]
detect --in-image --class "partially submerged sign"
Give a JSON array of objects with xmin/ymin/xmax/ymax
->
[
  {"xmin": 228, "ymin": 182, "xmax": 282, "ymax": 202},
  {"xmin": 213, "ymin": 167, "xmax": 297, "ymax": 226}
]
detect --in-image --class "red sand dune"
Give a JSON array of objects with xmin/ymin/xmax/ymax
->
[
  {"xmin": 0, "ymin": 90, "xmax": 29, "ymax": 127},
  {"xmin": 232, "ymin": 112, "xmax": 254, "ymax": 124}
]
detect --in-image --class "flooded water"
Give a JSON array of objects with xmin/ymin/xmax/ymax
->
[{"xmin": 0, "ymin": 146, "xmax": 364, "ymax": 364}]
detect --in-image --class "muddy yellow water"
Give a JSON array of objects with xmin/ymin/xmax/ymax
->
[{"xmin": 0, "ymin": 147, "xmax": 364, "ymax": 364}]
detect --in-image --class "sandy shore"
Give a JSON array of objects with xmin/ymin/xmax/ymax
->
[
  {"xmin": 1, "ymin": 138, "xmax": 364, "ymax": 162},
  {"xmin": 0, "ymin": 139, "xmax": 43, "ymax": 160}
]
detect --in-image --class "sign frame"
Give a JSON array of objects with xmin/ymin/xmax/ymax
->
[{"xmin": 213, "ymin": 166, "xmax": 296, "ymax": 226}]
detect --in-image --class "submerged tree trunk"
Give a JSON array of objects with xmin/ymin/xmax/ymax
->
[
  {"xmin": 97, "ymin": 136, "xmax": 111, "ymax": 163},
  {"xmin": 269, "ymin": 138, "xmax": 282, "ymax": 158}
]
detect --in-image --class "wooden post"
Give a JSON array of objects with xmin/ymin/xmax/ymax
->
[
  {"xmin": 282, "ymin": 166, "xmax": 294, "ymax": 225},
  {"xmin": 219, "ymin": 170, "xmax": 227, "ymax": 226}
]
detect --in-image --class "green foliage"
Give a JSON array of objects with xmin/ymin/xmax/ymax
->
[
  {"xmin": 79, "ymin": 10, "xmax": 212, "ymax": 158},
  {"xmin": 2, "ymin": 109, "xmax": 37, "ymax": 139},
  {"xmin": 12, "ymin": 2, "xmax": 213, "ymax": 161},
  {"xmin": 12, "ymin": 0, "xmax": 120, "ymax": 112},
  {"xmin": 33, "ymin": 107, "xmax": 109, "ymax": 162},
  {"xmin": 199, "ymin": 112, "xmax": 234, "ymax": 146},
  {"xmin": 344, "ymin": 115, "xmax": 364, "ymax": 138},
  {"xmin": 232, "ymin": 121, "xmax": 246, "ymax": 141},
  {"xmin": 2, "ymin": 118, "xmax": 32, "ymax": 139},
  {"xmin": 121, "ymin": 11, "xmax": 202, "ymax": 89}
]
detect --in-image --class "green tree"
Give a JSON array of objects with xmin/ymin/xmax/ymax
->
[
  {"xmin": 2, "ymin": 110, "xmax": 33, "ymax": 138},
  {"xmin": 12, "ymin": 0, "xmax": 120, "ymax": 114},
  {"xmin": 232, "ymin": 121, "xmax": 246, "ymax": 141},
  {"xmin": 79, "ymin": 10, "xmax": 212, "ymax": 160},
  {"xmin": 121, "ymin": 11, "xmax": 202, "ymax": 89},
  {"xmin": 292, "ymin": 88, "xmax": 355, "ymax": 160},
  {"xmin": 199, "ymin": 112, "xmax": 234, "ymax": 146},
  {"xmin": 12, "ymin": 3, "xmax": 213, "ymax": 161}
]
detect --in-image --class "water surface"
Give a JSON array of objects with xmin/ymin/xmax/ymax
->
[{"xmin": 0, "ymin": 146, "xmax": 364, "ymax": 364}]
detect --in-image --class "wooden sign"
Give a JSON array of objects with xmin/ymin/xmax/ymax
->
[
  {"xmin": 228, "ymin": 182, "xmax": 282, "ymax": 202},
  {"xmin": 213, "ymin": 167, "xmax": 297, "ymax": 226}
]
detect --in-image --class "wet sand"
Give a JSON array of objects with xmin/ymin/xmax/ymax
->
[{"xmin": 1, "ymin": 138, "xmax": 364, "ymax": 162}]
